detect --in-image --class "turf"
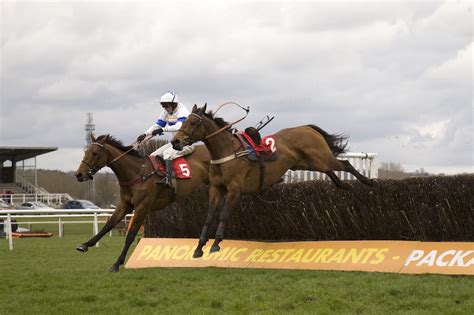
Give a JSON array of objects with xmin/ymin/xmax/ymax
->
[{"xmin": 0, "ymin": 236, "xmax": 473, "ymax": 314}]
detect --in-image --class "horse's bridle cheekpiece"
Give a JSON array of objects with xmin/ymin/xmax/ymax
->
[
  {"xmin": 81, "ymin": 139, "xmax": 135, "ymax": 180},
  {"xmin": 80, "ymin": 142, "xmax": 105, "ymax": 179},
  {"xmin": 178, "ymin": 112, "xmax": 205, "ymax": 146}
]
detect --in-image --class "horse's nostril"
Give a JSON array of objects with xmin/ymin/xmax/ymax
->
[{"xmin": 75, "ymin": 173, "xmax": 83, "ymax": 182}]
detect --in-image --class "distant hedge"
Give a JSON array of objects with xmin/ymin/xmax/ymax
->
[{"xmin": 144, "ymin": 175, "xmax": 474, "ymax": 242}]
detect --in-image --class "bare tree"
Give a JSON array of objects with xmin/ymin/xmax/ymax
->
[{"xmin": 378, "ymin": 161, "xmax": 409, "ymax": 179}]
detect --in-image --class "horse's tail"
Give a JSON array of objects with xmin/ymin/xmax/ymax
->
[{"xmin": 307, "ymin": 124, "xmax": 348, "ymax": 156}]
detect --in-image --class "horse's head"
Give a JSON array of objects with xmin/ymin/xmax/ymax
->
[
  {"xmin": 172, "ymin": 103, "xmax": 208, "ymax": 151},
  {"xmin": 75, "ymin": 134, "xmax": 110, "ymax": 182}
]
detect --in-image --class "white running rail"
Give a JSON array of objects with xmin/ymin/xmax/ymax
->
[
  {"xmin": 283, "ymin": 152, "xmax": 378, "ymax": 183},
  {"xmin": 0, "ymin": 209, "xmax": 133, "ymax": 250},
  {"xmin": 6, "ymin": 193, "xmax": 73, "ymax": 206}
]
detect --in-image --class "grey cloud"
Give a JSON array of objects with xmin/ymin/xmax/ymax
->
[{"xmin": 1, "ymin": 1, "xmax": 472, "ymax": 174}]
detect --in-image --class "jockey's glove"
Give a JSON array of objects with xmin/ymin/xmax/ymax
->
[
  {"xmin": 152, "ymin": 128, "xmax": 164, "ymax": 136},
  {"xmin": 136, "ymin": 134, "xmax": 146, "ymax": 142}
]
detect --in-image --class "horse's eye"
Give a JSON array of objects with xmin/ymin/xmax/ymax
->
[
  {"xmin": 92, "ymin": 152, "xmax": 98, "ymax": 156},
  {"xmin": 190, "ymin": 120, "xmax": 197, "ymax": 126}
]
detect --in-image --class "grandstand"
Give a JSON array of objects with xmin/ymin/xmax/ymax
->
[{"xmin": 0, "ymin": 146, "xmax": 72, "ymax": 207}]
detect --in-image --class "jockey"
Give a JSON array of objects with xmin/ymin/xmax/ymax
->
[{"xmin": 136, "ymin": 91, "xmax": 195, "ymax": 186}]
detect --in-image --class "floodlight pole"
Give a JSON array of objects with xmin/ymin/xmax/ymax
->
[{"xmin": 85, "ymin": 113, "xmax": 95, "ymax": 201}]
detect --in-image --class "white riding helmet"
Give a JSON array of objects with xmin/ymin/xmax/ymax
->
[{"xmin": 160, "ymin": 91, "xmax": 179, "ymax": 104}]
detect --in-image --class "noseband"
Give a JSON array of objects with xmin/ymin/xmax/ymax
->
[{"xmin": 80, "ymin": 142, "xmax": 105, "ymax": 179}]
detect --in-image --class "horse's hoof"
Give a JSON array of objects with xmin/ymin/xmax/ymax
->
[
  {"xmin": 108, "ymin": 265, "xmax": 119, "ymax": 273},
  {"xmin": 210, "ymin": 244, "xmax": 220, "ymax": 253},
  {"xmin": 369, "ymin": 179, "xmax": 379, "ymax": 187},
  {"xmin": 76, "ymin": 244, "xmax": 88, "ymax": 252},
  {"xmin": 193, "ymin": 249, "xmax": 204, "ymax": 258}
]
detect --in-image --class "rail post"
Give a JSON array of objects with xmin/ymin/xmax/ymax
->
[
  {"xmin": 93, "ymin": 211, "xmax": 99, "ymax": 247},
  {"xmin": 369, "ymin": 156, "xmax": 378, "ymax": 179},
  {"xmin": 58, "ymin": 217, "xmax": 63, "ymax": 238},
  {"xmin": 7, "ymin": 213, "xmax": 13, "ymax": 250}
]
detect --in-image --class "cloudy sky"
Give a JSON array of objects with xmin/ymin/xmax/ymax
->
[{"xmin": 1, "ymin": 0, "xmax": 472, "ymax": 174}]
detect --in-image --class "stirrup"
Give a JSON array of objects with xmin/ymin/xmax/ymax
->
[{"xmin": 156, "ymin": 176, "xmax": 172, "ymax": 187}]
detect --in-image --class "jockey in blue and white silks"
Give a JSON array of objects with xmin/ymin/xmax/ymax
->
[{"xmin": 136, "ymin": 91, "xmax": 195, "ymax": 186}]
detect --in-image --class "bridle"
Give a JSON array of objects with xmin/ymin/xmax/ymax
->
[
  {"xmin": 80, "ymin": 141, "xmax": 135, "ymax": 179},
  {"xmin": 178, "ymin": 102, "xmax": 250, "ymax": 145},
  {"xmin": 177, "ymin": 113, "xmax": 205, "ymax": 145}
]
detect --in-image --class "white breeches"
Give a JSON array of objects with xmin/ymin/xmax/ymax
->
[{"xmin": 150, "ymin": 143, "xmax": 195, "ymax": 160}]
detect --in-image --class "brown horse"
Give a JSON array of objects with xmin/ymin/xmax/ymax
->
[
  {"xmin": 171, "ymin": 104, "xmax": 377, "ymax": 258},
  {"xmin": 74, "ymin": 134, "xmax": 210, "ymax": 272}
]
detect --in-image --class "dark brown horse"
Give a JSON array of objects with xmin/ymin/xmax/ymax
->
[
  {"xmin": 74, "ymin": 134, "xmax": 210, "ymax": 271},
  {"xmin": 171, "ymin": 104, "xmax": 377, "ymax": 258}
]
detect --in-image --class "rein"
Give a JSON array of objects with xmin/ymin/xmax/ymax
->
[
  {"xmin": 181, "ymin": 102, "xmax": 249, "ymax": 143},
  {"xmin": 204, "ymin": 102, "xmax": 250, "ymax": 140},
  {"xmin": 81, "ymin": 138, "xmax": 165, "ymax": 187},
  {"xmin": 81, "ymin": 141, "xmax": 137, "ymax": 178}
]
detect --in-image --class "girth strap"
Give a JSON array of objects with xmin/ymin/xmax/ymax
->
[
  {"xmin": 118, "ymin": 166, "xmax": 165, "ymax": 187},
  {"xmin": 258, "ymin": 154, "xmax": 265, "ymax": 191},
  {"xmin": 210, "ymin": 151, "xmax": 248, "ymax": 165}
]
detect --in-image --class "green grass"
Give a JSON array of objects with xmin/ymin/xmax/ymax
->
[{"xmin": 1, "ymin": 236, "xmax": 473, "ymax": 314}]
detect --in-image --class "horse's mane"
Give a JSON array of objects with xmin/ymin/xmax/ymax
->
[
  {"xmin": 96, "ymin": 135, "xmax": 142, "ymax": 157},
  {"xmin": 203, "ymin": 110, "xmax": 231, "ymax": 130}
]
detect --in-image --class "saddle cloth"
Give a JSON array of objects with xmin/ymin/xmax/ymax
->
[
  {"xmin": 238, "ymin": 131, "xmax": 278, "ymax": 162},
  {"xmin": 147, "ymin": 156, "xmax": 192, "ymax": 179}
]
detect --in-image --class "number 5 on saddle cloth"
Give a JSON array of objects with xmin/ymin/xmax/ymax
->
[{"xmin": 148, "ymin": 156, "xmax": 192, "ymax": 179}]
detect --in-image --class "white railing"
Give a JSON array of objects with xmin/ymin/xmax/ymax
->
[
  {"xmin": 0, "ymin": 209, "xmax": 133, "ymax": 250},
  {"xmin": 15, "ymin": 174, "xmax": 39, "ymax": 194},
  {"xmin": 283, "ymin": 152, "xmax": 378, "ymax": 183},
  {"xmin": 5, "ymin": 193, "xmax": 73, "ymax": 206}
]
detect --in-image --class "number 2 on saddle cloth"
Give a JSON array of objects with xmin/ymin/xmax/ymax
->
[
  {"xmin": 148, "ymin": 156, "xmax": 192, "ymax": 178},
  {"xmin": 237, "ymin": 128, "xmax": 278, "ymax": 162}
]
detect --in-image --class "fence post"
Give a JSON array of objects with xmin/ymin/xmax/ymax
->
[
  {"xmin": 369, "ymin": 156, "xmax": 378, "ymax": 179},
  {"xmin": 94, "ymin": 212, "xmax": 99, "ymax": 247},
  {"xmin": 7, "ymin": 213, "xmax": 13, "ymax": 250},
  {"xmin": 58, "ymin": 217, "xmax": 63, "ymax": 238}
]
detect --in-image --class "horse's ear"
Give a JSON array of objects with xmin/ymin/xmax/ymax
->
[
  {"xmin": 201, "ymin": 103, "xmax": 207, "ymax": 114},
  {"xmin": 99, "ymin": 134, "xmax": 109, "ymax": 145},
  {"xmin": 192, "ymin": 104, "xmax": 198, "ymax": 113},
  {"xmin": 90, "ymin": 133, "xmax": 96, "ymax": 142}
]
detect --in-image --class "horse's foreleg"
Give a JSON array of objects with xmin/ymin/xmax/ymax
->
[
  {"xmin": 194, "ymin": 186, "xmax": 224, "ymax": 258},
  {"xmin": 340, "ymin": 160, "xmax": 378, "ymax": 186},
  {"xmin": 109, "ymin": 212, "xmax": 145, "ymax": 273},
  {"xmin": 76, "ymin": 204, "xmax": 131, "ymax": 252},
  {"xmin": 210, "ymin": 185, "xmax": 241, "ymax": 253}
]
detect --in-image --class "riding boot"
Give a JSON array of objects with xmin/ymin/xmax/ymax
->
[{"xmin": 161, "ymin": 159, "xmax": 173, "ymax": 188}]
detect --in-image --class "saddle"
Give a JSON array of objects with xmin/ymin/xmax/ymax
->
[
  {"xmin": 237, "ymin": 127, "xmax": 278, "ymax": 162},
  {"xmin": 235, "ymin": 127, "xmax": 278, "ymax": 191}
]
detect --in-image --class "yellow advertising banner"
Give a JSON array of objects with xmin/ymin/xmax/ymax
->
[{"xmin": 125, "ymin": 238, "xmax": 474, "ymax": 275}]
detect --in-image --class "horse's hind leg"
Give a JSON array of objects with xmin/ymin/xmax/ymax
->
[
  {"xmin": 340, "ymin": 160, "xmax": 377, "ymax": 186},
  {"xmin": 325, "ymin": 171, "xmax": 350, "ymax": 190},
  {"xmin": 194, "ymin": 186, "xmax": 225, "ymax": 258},
  {"xmin": 303, "ymin": 152, "xmax": 350, "ymax": 189}
]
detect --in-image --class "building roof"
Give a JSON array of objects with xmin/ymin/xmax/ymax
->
[{"xmin": 0, "ymin": 147, "xmax": 58, "ymax": 163}]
